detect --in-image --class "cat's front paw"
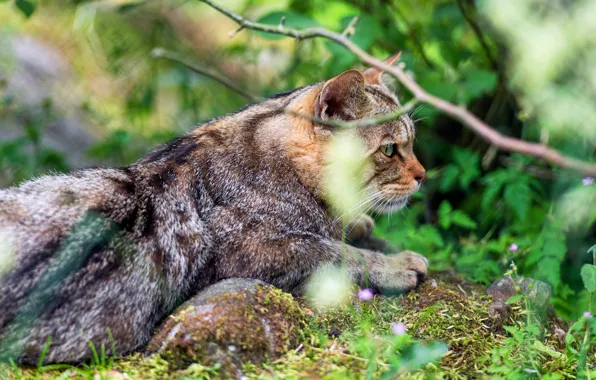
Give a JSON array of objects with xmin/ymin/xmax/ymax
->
[
  {"xmin": 345, "ymin": 214, "xmax": 374, "ymax": 242},
  {"xmin": 372, "ymin": 251, "xmax": 428, "ymax": 295}
]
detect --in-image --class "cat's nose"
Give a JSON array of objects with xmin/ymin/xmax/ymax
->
[{"xmin": 414, "ymin": 170, "xmax": 426, "ymax": 184}]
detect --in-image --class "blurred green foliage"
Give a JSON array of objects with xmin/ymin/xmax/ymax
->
[{"xmin": 0, "ymin": 0, "xmax": 595, "ymax": 322}]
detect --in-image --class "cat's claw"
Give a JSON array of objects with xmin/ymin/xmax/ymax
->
[{"xmin": 372, "ymin": 251, "xmax": 429, "ymax": 295}]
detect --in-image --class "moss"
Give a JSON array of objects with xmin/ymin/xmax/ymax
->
[
  {"xmin": 146, "ymin": 284, "xmax": 309, "ymax": 375},
  {"xmin": 240, "ymin": 272, "xmax": 573, "ymax": 379},
  {"xmin": 9, "ymin": 273, "xmax": 579, "ymax": 379}
]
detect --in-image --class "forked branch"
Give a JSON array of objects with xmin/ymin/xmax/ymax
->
[{"xmin": 199, "ymin": 0, "xmax": 596, "ymax": 177}]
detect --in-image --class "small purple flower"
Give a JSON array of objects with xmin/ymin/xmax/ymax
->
[
  {"xmin": 509, "ymin": 243, "xmax": 519, "ymax": 252},
  {"xmin": 583, "ymin": 177, "xmax": 594, "ymax": 186},
  {"xmin": 358, "ymin": 288, "xmax": 374, "ymax": 302},
  {"xmin": 391, "ymin": 322, "xmax": 407, "ymax": 336},
  {"xmin": 584, "ymin": 311, "xmax": 592, "ymax": 318}
]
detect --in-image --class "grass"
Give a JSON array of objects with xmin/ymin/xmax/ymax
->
[{"xmin": 1, "ymin": 271, "xmax": 591, "ymax": 379}]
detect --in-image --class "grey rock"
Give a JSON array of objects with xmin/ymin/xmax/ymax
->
[
  {"xmin": 146, "ymin": 278, "xmax": 308, "ymax": 376},
  {"xmin": 487, "ymin": 277, "xmax": 552, "ymax": 310}
]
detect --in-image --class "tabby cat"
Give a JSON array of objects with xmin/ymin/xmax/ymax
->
[{"xmin": 0, "ymin": 55, "xmax": 427, "ymax": 364}]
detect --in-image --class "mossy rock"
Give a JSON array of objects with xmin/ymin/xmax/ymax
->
[
  {"xmin": 9, "ymin": 273, "xmax": 574, "ymax": 379},
  {"xmin": 146, "ymin": 278, "xmax": 308, "ymax": 376}
]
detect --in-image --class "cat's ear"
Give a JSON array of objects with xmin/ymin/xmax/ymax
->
[
  {"xmin": 314, "ymin": 69, "xmax": 369, "ymax": 121},
  {"xmin": 362, "ymin": 52, "xmax": 402, "ymax": 86}
]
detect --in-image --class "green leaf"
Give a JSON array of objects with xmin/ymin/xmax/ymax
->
[
  {"xmin": 506, "ymin": 294, "xmax": 524, "ymax": 304},
  {"xmin": 462, "ymin": 69, "xmax": 498, "ymax": 99},
  {"xmin": 15, "ymin": 0, "xmax": 36, "ymax": 17},
  {"xmin": 256, "ymin": 11, "xmax": 319, "ymax": 40},
  {"xmin": 581, "ymin": 264, "xmax": 596, "ymax": 292},
  {"xmin": 417, "ymin": 225, "xmax": 446, "ymax": 248},
  {"xmin": 535, "ymin": 257, "xmax": 562, "ymax": 288},
  {"xmin": 440, "ymin": 165, "xmax": 460, "ymax": 192},
  {"xmin": 400, "ymin": 341, "xmax": 448, "ymax": 372},
  {"xmin": 452, "ymin": 148, "xmax": 481, "ymax": 190},
  {"xmin": 339, "ymin": 14, "xmax": 382, "ymax": 50},
  {"xmin": 418, "ymin": 72, "xmax": 459, "ymax": 101},
  {"xmin": 325, "ymin": 14, "xmax": 383, "ymax": 73},
  {"xmin": 532, "ymin": 340, "xmax": 563, "ymax": 359},
  {"xmin": 438, "ymin": 201, "xmax": 453, "ymax": 229},
  {"xmin": 504, "ymin": 180, "xmax": 532, "ymax": 222},
  {"xmin": 481, "ymin": 169, "xmax": 509, "ymax": 210},
  {"xmin": 451, "ymin": 210, "xmax": 478, "ymax": 230}
]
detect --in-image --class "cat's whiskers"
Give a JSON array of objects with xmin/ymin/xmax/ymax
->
[
  {"xmin": 331, "ymin": 188, "xmax": 380, "ymax": 226},
  {"xmin": 409, "ymin": 105, "xmax": 426, "ymax": 119},
  {"xmin": 343, "ymin": 192, "xmax": 384, "ymax": 238}
]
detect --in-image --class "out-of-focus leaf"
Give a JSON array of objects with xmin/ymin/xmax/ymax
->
[
  {"xmin": 325, "ymin": 14, "xmax": 383, "ymax": 73},
  {"xmin": 462, "ymin": 69, "xmax": 498, "ymax": 99},
  {"xmin": 504, "ymin": 180, "xmax": 532, "ymax": 222},
  {"xmin": 15, "ymin": 0, "xmax": 36, "ymax": 17},
  {"xmin": 453, "ymin": 148, "xmax": 481, "ymax": 189},
  {"xmin": 438, "ymin": 201, "xmax": 453, "ymax": 229},
  {"xmin": 418, "ymin": 72, "xmax": 458, "ymax": 101},
  {"xmin": 400, "ymin": 341, "xmax": 448, "ymax": 372},
  {"xmin": 440, "ymin": 165, "xmax": 460, "ymax": 192},
  {"xmin": 311, "ymin": 1, "xmax": 359, "ymax": 29},
  {"xmin": 451, "ymin": 210, "xmax": 478, "ymax": 230},
  {"xmin": 505, "ymin": 294, "xmax": 523, "ymax": 304},
  {"xmin": 581, "ymin": 264, "xmax": 596, "ymax": 292}
]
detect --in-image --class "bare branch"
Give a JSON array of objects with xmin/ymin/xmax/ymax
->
[
  {"xmin": 342, "ymin": 16, "xmax": 359, "ymax": 37},
  {"xmin": 151, "ymin": 48, "xmax": 258, "ymax": 102},
  {"xmin": 152, "ymin": 46, "xmax": 417, "ymax": 131},
  {"xmin": 286, "ymin": 99, "xmax": 418, "ymax": 129},
  {"xmin": 199, "ymin": 0, "xmax": 596, "ymax": 177}
]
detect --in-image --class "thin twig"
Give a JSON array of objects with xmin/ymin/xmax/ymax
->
[
  {"xmin": 152, "ymin": 47, "xmax": 416, "ymax": 130},
  {"xmin": 286, "ymin": 99, "xmax": 418, "ymax": 130},
  {"xmin": 199, "ymin": 0, "xmax": 596, "ymax": 177},
  {"xmin": 151, "ymin": 47, "xmax": 258, "ymax": 102},
  {"xmin": 342, "ymin": 16, "xmax": 360, "ymax": 37}
]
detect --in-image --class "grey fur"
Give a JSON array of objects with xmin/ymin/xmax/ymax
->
[{"xmin": 0, "ymin": 75, "xmax": 427, "ymax": 364}]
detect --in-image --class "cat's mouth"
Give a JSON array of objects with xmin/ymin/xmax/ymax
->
[{"xmin": 373, "ymin": 197, "xmax": 409, "ymax": 214}]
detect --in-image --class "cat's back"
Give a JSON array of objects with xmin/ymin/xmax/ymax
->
[{"xmin": 0, "ymin": 168, "xmax": 136, "ymax": 254}]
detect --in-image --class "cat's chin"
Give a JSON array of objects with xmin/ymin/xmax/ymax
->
[{"xmin": 374, "ymin": 197, "xmax": 409, "ymax": 214}]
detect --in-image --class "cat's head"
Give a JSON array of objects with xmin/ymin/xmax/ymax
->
[{"xmin": 311, "ymin": 54, "xmax": 425, "ymax": 214}]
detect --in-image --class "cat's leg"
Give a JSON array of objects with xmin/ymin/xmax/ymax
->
[
  {"xmin": 215, "ymin": 229, "xmax": 428, "ymax": 295},
  {"xmin": 344, "ymin": 214, "xmax": 375, "ymax": 242},
  {"xmin": 343, "ymin": 215, "xmax": 400, "ymax": 254}
]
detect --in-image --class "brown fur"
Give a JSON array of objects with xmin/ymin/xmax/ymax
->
[{"xmin": 0, "ymin": 59, "xmax": 427, "ymax": 364}]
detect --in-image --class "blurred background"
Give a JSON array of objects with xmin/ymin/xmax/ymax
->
[{"xmin": 0, "ymin": 0, "xmax": 595, "ymax": 320}]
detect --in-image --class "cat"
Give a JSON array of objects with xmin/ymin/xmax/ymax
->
[{"xmin": 0, "ymin": 55, "xmax": 427, "ymax": 365}]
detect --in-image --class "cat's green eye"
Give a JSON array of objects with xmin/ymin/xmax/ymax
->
[{"xmin": 380, "ymin": 144, "xmax": 396, "ymax": 158}]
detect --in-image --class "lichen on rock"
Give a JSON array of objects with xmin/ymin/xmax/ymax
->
[{"xmin": 146, "ymin": 278, "xmax": 308, "ymax": 376}]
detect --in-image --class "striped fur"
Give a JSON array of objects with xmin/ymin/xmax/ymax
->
[{"xmin": 0, "ymin": 66, "xmax": 427, "ymax": 364}]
